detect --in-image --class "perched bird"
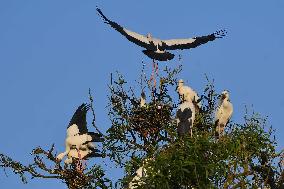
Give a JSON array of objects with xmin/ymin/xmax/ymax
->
[
  {"xmin": 128, "ymin": 166, "xmax": 147, "ymax": 189},
  {"xmin": 57, "ymin": 103, "xmax": 104, "ymax": 164},
  {"xmin": 176, "ymin": 101, "xmax": 196, "ymax": 137},
  {"xmin": 140, "ymin": 91, "xmax": 146, "ymax": 107},
  {"xmin": 177, "ymin": 79, "xmax": 201, "ymax": 109},
  {"xmin": 215, "ymin": 90, "xmax": 233, "ymax": 136},
  {"xmin": 96, "ymin": 7, "xmax": 226, "ymax": 61},
  {"xmin": 128, "ymin": 158, "xmax": 153, "ymax": 189}
]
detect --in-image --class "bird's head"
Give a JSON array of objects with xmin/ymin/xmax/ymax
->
[
  {"xmin": 176, "ymin": 79, "xmax": 184, "ymax": 90},
  {"xmin": 141, "ymin": 91, "xmax": 146, "ymax": 99},
  {"xmin": 220, "ymin": 90, "xmax": 230, "ymax": 100},
  {"xmin": 146, "ymin": 33, "xmax": 152, "ymax": 39}
]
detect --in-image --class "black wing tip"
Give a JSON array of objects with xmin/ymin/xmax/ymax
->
[
  {"xmin": 96, "ymin": 6, "xmax": 110, "ymax": 23},
  {"xmin": 78, "ymin": 103, "xmax": 91, "ymax": 112},
  {"xmin": 214, "ymin": 29, "xmax": 227, "ymax": 38},
  {"xmin": 68, "ymin": 103, "xmax": 90, "ymax": 127},
  {"xmin": 96, "ymin": 6, "xmax": 103, "ymax": 15}
]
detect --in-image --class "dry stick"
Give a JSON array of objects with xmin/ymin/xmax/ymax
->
[{"xmin": 88, "ymin": 88, "xmax": 104, "ymax": 136}]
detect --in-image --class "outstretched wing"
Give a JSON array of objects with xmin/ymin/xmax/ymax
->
[
  {"xmin": 68, "ymin": 103, "xmax": 90, "ymax": 134},
  {"xmin": 162, "ymin": 30, "xmax": 226, "ymax": 50},
  {"xmin": 96, "ymin": 7, "xmax": 151, "ymax": 49}
]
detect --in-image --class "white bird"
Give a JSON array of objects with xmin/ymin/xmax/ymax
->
[
  {"xmin": 177, "ymin": 79, "xmax": 201, "ymax": 109},
  {"xmin": 176, "ymin": 101, "xmax": 196, "ymax": 137},
  {"xmin": 128, "ymin": 166, "xmax": 147, "ymax": 189},
  {"xmin": 140, "ymin": 91, "xmax": 146, "ymax": 107},
  {"xmin": 129, "ymin": 158, "xmax": 153, "ymax": 189},
  {"xmin": 215, "ymin": 90, "xmax": 233, "ymax": 136},
  {"xmin": 96, "ymin": 8, "xmax": 226, "ymax": 61},
  {"xmin": 57, "ymin": 103, "xmax": 103, "ymax": 164}
]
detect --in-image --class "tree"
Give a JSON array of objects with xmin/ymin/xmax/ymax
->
[{"xmin": 1, "ymin": 64, "xmax": 283, "ymax": 189}]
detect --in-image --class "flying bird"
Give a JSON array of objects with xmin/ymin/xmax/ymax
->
[
  {"xmin": 57, "ymin": 103, "xmax": 104, "ymax": 165},
  {"xmin": 177, "ymin": 79, "xmax": 201, "ymax": 110},
  {"xmin": 176, "ymin": 101, "xmax": 196, "ymax": 137},
  {"xmin": 96, "ymin": 7, "xmax": 226, "ymax": 61},
  {"xmin": 215, "ymin": 90, "xmax": 233, "ymax": 136}
]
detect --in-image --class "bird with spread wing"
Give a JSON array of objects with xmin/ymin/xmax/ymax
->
[
  {"xmin": 96, "ymin": 7, "xmax": 226, "ymax": 62},
  {"xmin": 57, "ymin": 103, "xmax": 104, "ymax": 171}
]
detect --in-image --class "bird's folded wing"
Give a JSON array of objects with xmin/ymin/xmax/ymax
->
[
  {"xmin": 96, "ymin": 8, "xmax": 151, "ymax": 49},
  {"xmin": 162, "ymin": 30, "xmax": 225, "ymax": 50}
]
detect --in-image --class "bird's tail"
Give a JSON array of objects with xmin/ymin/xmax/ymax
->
[{"xmin": 214, "ymin": 29, "xmax": 227, "ymax": 38}]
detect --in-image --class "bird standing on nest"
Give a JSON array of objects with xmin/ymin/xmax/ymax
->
[
  {"xmin": 215, "ymin": 90, "xmax": 233, "ymax": 137},
  {"xmin": 57, "ymin": 103, "xmax": 104, "ymax": 171}
]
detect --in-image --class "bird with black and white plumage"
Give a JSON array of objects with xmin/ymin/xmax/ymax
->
[
  {"xmin": 64, "ymin": 146, "xmax": 102, "ymax": 164},
  {"xmin": 177, "ymin": 79, "xmax": 202, "ymax": 111},
  {"xmin": 176, "ymin": 100, "xmax": 196, "ymax": 137},
  {"xmin": 56, "ymin": 103, "xmax": 104, "ymax": 165},
  {"xmin": 215, "ymin": 90, "xmax": 233, "ymax": 137},
  {"xmin": 96, "ymin": 7, "xmax": 226, "ymax": 62}
]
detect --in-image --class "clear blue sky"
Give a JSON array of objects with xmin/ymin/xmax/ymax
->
[{"xmin": 0, "ymin": 1, "xmax": 283, "ymax": 188}]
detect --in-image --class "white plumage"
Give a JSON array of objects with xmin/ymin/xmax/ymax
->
[
  {"xmin": 96, "ymin": 8, "xmax": 226, "ymax": 61},
  {"xmin": 57, "ymin": 103, "xmax": 103, "ymax": 164},
  {"xmin": 64, "ymin": 143, "xmax": 100, "ymax": 164},
  {"xmin": 215, "ymin": 90, "xmax": 233, "ymax": 136},
  {"xmin": 128, "ymin": 158, "xmax": 152, "ymax": 189},
  {"xmin": 128, "ymin": 166, "xmax": 146, "ymax": 189},
  {"xmin": 140, "ymin": 92, "xmax": 146, "ymax": 108},
  {"xmin": 177, "ymin": 79, "xmax": 201, "ymax": 109}
]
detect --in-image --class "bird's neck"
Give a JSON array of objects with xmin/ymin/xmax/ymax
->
[{"xmin": 222, "ymin": 99, "xmax": 231, "ymax": 107}]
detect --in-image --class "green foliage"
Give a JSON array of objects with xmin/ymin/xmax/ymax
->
[
  {"xmin": 0, "ymin": 144, "xmax": 111, "ymax": 189},
  {"xmin": 104, "ymin": 66, "xmax": 182, "ymax": 166},
  {"xmin": 0, "ymin": 65, "xmax": 283, "ymax": 189},
  {"xmin": 104, "ymin": 66, "xmax": 283, "ymax": 189}
]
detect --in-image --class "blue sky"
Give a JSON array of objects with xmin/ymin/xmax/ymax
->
[{"xmin": 0, "ymin": 1, "xmax": 283, "ymax": 188}]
